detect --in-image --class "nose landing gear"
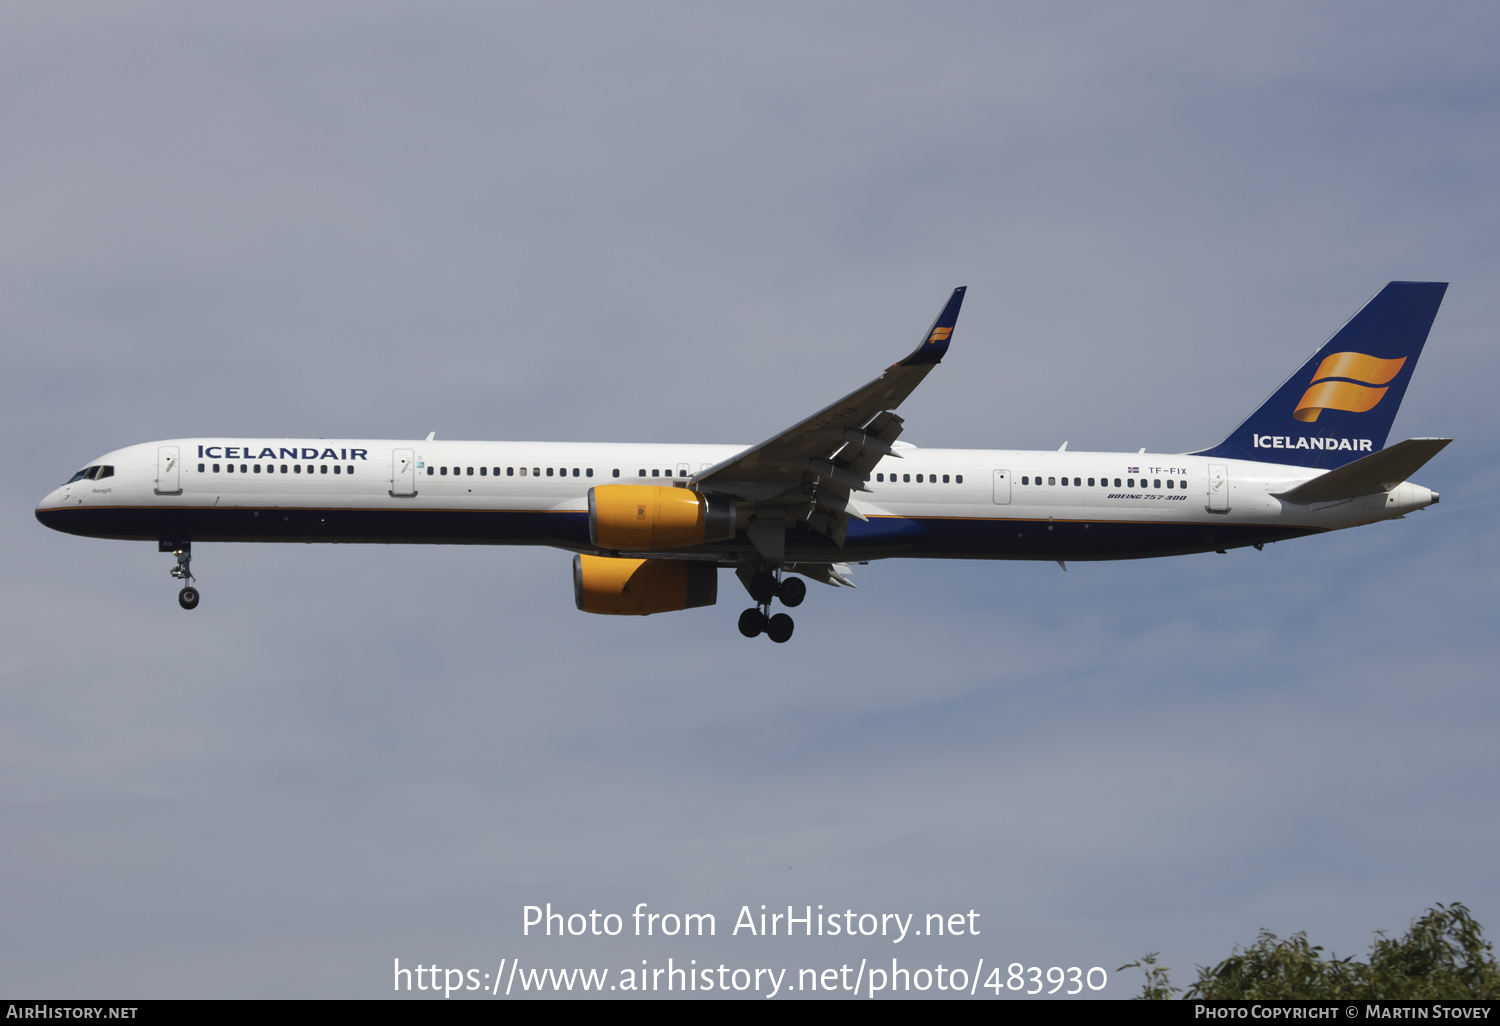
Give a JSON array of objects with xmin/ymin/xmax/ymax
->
[
  {"xmin": 161, "ymin": 540, "xmax": 199, "ymax": 610},
  {"xmin": 737, "ymin": 568, "xmax": 801, "ymax": 642}
]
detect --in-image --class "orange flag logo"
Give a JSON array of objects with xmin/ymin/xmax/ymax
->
[{"xmin": 1293, "ymin": 353, "xmax": 1407, "ymax": 423}]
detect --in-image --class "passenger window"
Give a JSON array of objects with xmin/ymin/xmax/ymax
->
[
  {"xmin": 611, "ymin": 469, "xmax": 619, "ymax": 478},
  {"xmin": 198, "ymin": 463, "xmax": 205, "ymax": 473},
  {"xmin": 956, "ymin": 475, "xmax": 963, "ymax": 484},
  {"xmin": 916, "ymin": 474, "xmax": 923, "ymax": 483},
  {"xmin": 903, "ymin": 474, "xmax": 910, "ymax": 483},
  {"xmin": 508, "ymin": 468, "xmax": 515, "ymax": 476},
  {"xmin": 1166, "ymin": 479, "xmax": 1172, "ymax": 488},
  {"xmin": 533, "ymin": 468, "xmax": 540, "ymax": 477},
  {"xmin": 227, "ymin": 464, "xmax": 235, "ymax": 473},
  {"xmin": 347, "ymin": 466, "xmax": 353, "ymax": 474},
  {"xmin": 586, "ymin": 469, "xmax": 593, "ymax": 478},
  {"xmin": 213, "ymin": 464, "xmax": 221, "ymax": 473},
  {"xmin": 638, "ymin": 469, "xmax": 646, "ymax": 477},
  {"xmin": 1181, "ymin": 480, "xmax": 1187, "ymax": 488},
  {"xmin": 427, "ymin": 467, "xmax": 434, "ymax": 475},
  {"xmin": 480, "ymin": 467, "xmax": 487, "ymax": 476},
  {"xmin": 1087, "ymin": 477, "xmax": 1094, "ymax": 486},
  {"xmin": 943, "ymin": 475, "xmax": 950, "ymax": 483},
  {"xmin": 1114, "ymin": 478, "xmax": 1121, "ymax": 487},
  {"xmin": 547, "ymin": 468, "xmax": 554, "ymax": 477},
  {"xmin": 334, "ymin": 465, "xmax": 342, "ymax": 474},
  {"xmin": 466, "ymin": 467, "xmax": 473, "ymax": 476},
  {"xmin": 440, "ymin": 467, "xmax": 448, "ymax": 476},
  {"xmin": 294, "ymin": 465, "xmax": 301, "ymax": 474},
  {"xmin": 1127, "ymin": 478, "xmax": 1133, "ymax": 487},
  {"xmin": 876, "ymin": 473, "xmax": 884, "ymax": 482},
  {"xmin": 651, "ymin": 469, "xmax": 659, "ymax": 477},
  {"xmin": 1022, "ymin": 476, "xmax": 1028, "ymax": 485},
  {"xmin": 254, "ymin": 464, "xmax": 262, "ymax": 474},
  {"xmin": 320, "ymin": 465, "xmax": 328, "ymax": 474},
  {"xmin": 1153, "ymin": 479, "xmax": 1160, "ymax": 488},
  {"xmin": 573, "ymin": 468, "xmax": 580, "ymax": 477},
  {"xmin": 520, "ymin": 467, "xmax": 527, "ymax": 476}
]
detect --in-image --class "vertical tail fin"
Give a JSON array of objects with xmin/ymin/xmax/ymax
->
[{"xmin": 1192, "ymin": 282, "xmax": 1447, "ymax": 469}]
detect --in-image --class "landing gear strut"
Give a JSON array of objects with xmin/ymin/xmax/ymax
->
[
  {"xmin": 738, "ymin": 567, "xmax": 799, "ymax": 643},
  {"xmin": 162, "ymin": 540, "xmax": 199, "ymax": 610}
]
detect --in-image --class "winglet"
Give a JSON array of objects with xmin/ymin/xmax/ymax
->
[{"xmin": 897, "ymin": 287, "xmax": 966, "ymax": 367}]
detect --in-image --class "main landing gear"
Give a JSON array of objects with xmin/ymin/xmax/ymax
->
[
  {"xmin": 737, "ymin": 569, "xmax": 805, "ymax": 643},
  {"xmin": 162, "ymin": 540, "xmax": 199, "ymax": 610}
]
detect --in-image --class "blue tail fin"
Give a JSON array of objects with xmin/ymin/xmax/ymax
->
[{"xmin": 1192, "ymin": 282, "xmax": 1447, "ymax": 469}]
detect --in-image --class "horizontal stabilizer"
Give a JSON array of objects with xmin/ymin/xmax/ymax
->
[{"xmin": 1273, "ymin": 437, "xmax": 1450, "ymax": 505}]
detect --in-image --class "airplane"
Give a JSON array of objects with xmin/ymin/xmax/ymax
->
[{"xmin": 35, "ymin": 281, "xmax": 1449, "ymax": 643}]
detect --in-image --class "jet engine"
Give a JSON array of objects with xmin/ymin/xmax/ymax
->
[
  {"xmin": 572, "ymin": 554, "xmax": 718, "ymax": 615},
  {"xmin": 587, "ymin": 485, "xmax": 736, "ymax": 550}
]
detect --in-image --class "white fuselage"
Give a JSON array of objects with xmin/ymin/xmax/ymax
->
[{"xmin": 35, "ymin": 437, "xmax": 1437, "ymax": 563}]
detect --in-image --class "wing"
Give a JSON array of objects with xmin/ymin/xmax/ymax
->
[{"xmin": 691, "ymin": 287, "xmax": 966, "ymax": 555}]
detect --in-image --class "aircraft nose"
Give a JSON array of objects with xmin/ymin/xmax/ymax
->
[{"xmin": 35, "ymin": 487, "xmax": 67, "ymax": 527}]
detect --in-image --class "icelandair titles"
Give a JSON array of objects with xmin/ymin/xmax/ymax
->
[
  {"xmin": 1253, "ymin": 435, "xmax": 1372, "ymax": 452},
  {"xmin": 198, "ymin": 445, "xmax": 369, "ymax": 460}
]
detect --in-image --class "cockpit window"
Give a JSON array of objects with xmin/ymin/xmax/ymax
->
[
  {"xmin": 97, "ymin": 466, "xmax": 114, "ymax": 479},
  {"xmin": 65, "ymin": 466, "xmax": 98, "ymax": 484}
]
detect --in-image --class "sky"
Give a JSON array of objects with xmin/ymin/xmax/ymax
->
[{"xmin": 4, "ymin": 1, "xmax": 1499, "ymax": 999}]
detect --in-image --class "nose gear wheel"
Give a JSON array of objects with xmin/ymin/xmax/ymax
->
[{"xmin": 164, "ymin": 542, "xmax": 199, "ymax": 610}]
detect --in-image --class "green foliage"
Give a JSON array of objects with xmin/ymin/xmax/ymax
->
[
  {"xmin": 1123, "ymin": 903, "xmax": 1500, "ymax": 1000},
  {"xmin": 1117, "ymin": 952, "xmax": 1180, "ymax": 1000}
]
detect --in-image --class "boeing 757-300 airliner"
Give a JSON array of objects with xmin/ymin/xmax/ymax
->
[{"xmin": 36, "ymin": 282, "xmax": 1449, "ymax": 643}]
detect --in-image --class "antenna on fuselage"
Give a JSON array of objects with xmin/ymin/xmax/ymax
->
[{"xmin": 426, "ymin": 431, "xmax": 436, "ymax": 441}]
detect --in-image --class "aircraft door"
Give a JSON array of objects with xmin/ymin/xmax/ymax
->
[
  {"xmin": 992, "ymin": 469, "xmax": 1011, "ymax": 504},
  {"xmin": 155, "ymin": 446, "xmax": 182, "ymax": 495},
  {"xmin": 1207, "ymin": 464, "xmax": 1229, "ymax": 513},
  {"xmin": 390, "ymin": 448, "xmax": 417, "ymax": 498}
]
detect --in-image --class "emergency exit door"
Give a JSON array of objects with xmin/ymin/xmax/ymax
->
[
  {"xmin": 155, "ymin": 446, "xmax": 181, "ymax": 495},
  {"xmin": 390, "ymin": 449, "xmax": 417, "ymax": 497},
  {"xmin": 1207, "ymin": 464, "xmax": 1229, "ymax": 513}
]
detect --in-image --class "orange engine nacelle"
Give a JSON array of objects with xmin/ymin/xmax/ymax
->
[
  {"xmin": 572, "ymin": 555, "xmax": 718, "ymax": 616},
  {"xmin": 588, "ymin": 485, "xmax": 736, "ymax": 551}
]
